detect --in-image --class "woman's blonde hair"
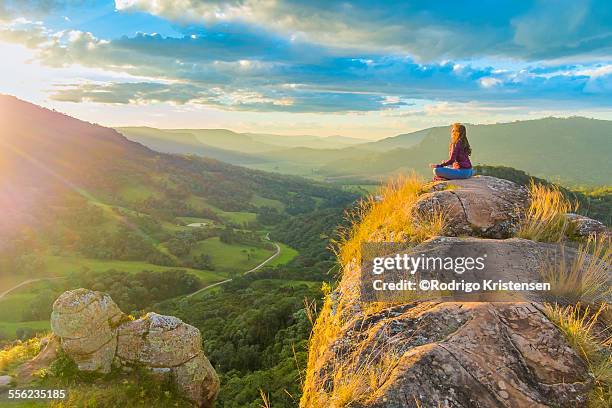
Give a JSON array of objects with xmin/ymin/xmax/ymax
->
[{"xmin": 450, "ymin": 123, "xmax": 471, "ymax": 156}]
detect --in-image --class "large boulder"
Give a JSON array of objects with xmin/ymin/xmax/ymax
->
[
  {"xmin": 50, "ymin": 289, "xmax": 124, "ymax": 373},
  {"xmin": 341, "ymin": 236, "xmax": 606, "ymax": 311},
  {"xmin": 414, "ymin": 176, "xmax": 528, "ymax": 238},
  {"xmin": 173, "ymin": 353, "xmax": 220, "ymax": 408},
  {"xmin": 50, "ymin": 290, "xmax": 219, "ymax": 407},
  {"xmin": 116, "ymin": 313, "xmax": 201, "ymax": 367},
  {"xmin": 338, "ymin": 302, "xmax": 591, "ymax": 408},
  {"xmin": 302, "ymin": 176, "xmax": 610, "ymax": 407},
  {"xmin": 117, "ymin": 313, "xmax": 220, "ymax": 407},
  {"xmin": 302, "ymin": 236, "xmax": 608, "ymax": 407}
]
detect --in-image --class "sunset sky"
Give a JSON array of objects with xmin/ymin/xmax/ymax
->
[{"xmin": 1, "ymin": 0, "xmax": 611, "ymax": 138}]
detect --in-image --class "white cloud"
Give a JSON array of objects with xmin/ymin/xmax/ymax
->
[{"xmin": 479, "ymin": 77, "xmax": 502, "ymax": 88}]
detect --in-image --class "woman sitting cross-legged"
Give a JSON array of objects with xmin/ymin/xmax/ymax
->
[{"xmin": 429, "ymin": 123, "xmax": 474, "ymax": 181}]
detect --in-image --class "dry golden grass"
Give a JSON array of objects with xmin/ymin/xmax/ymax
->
[
  {"xmin": 259, "ymin": 389, "xmax": 272, "ymax": 408},
  {"xmin": 518, "ymin": 182, "xmax": 577, "ymax": 242},
  {"xmin": 544, "ymin": 303, "xmax": 611, "ymax": 408},
  {"xmin": 540, "ymin": 237, "xmax": 611, "ymax": 304},
  {"xmin": 330, "ymin": 351, "xmax": 401, "ymax": 407},
  {"xmin": 302, "ymin": 174, "xmax": 446, "ymax": 407},
  {"xmin": 333, "ymin": 173, "xmax": 445, "ymax": 269},
  {"xmin": 305, "ymin": 340, "xmax": 402, "ymax": 408},
  {"xmin": 0, "ymin": 335, "xmax": 45, "ymax": 374},
  {"xmin": 301, "ymin": 283, "xmax": 339, "ymax": 407}
]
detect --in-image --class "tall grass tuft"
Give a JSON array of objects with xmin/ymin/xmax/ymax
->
[
  {"xmin": 304, "ymin": 340, "xmax": 403, "ymax": 408},
  {"xmin": 544, "ymin": 303, "xmax": 611, "ymax": 408},
  {"xmin": 332, "ymin": 173, "xmax": 445, "ymax": 270},
  {"xmin": 518, "ymin": 182, "xmax": 577, "ymax": 242},
  {"xmin": 302, "ymin": 175, "xmax": 445, "ymax": 407},
  {"xmin": 259, "ymin": 389, "xmax": 272, "ymax": 408},
  {"xmin": 540, "ymin": 237, "xmax": 611, "ymax": 304}
]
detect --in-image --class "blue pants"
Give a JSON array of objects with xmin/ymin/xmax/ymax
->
[{"xmin": 434, "ymin": 166, "xmax": 474, "ymax": 179}]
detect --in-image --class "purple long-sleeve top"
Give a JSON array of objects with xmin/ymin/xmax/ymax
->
[{"xmin": 437, "ymin": 141, "xmax": 472, "ymax": 169}]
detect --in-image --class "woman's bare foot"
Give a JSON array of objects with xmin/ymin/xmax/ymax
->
[{"xmin": 432, "ymin": 175, "xmax": 447, "ymax": 181}]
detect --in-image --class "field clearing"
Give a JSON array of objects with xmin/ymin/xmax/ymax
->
[
  {"xmin": 267, "ymin": 243, "xmax": 298, "ymax": 266},
  {"xmin": 191, "ymin": 237, "xmax": 274, "ymax": 272},
  {"xmin": 250, "ymin": 195, "xmax": 285, "ymax": 210},
  {"xmin": 0, "ymin": 320, "xmax": 49, "ymax": 339},
  {"xmin": 186, "ymin": 195, "xmax": 257, "ymax": 225},
  {"xmin": 342, "ymin": 184, "xmax": 381, "ymax": 194},
  {"xmin": 220, "ymin": 211, "xmax": 257, "ymax": 224},
  {"xmin": 42, "ymin": 255, "xmax": 225, "ymax": 285},
  {"xmin": 0, "ymin": 293, "xmax": 39, "ymax": 322}
]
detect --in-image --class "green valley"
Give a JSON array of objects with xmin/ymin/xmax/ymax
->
[{"xmin": 0, "ymin": 96, "xmax": 610, "ymax": 408}]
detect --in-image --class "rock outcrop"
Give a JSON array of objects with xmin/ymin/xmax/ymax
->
[
  {"xmin": 302, "ymin": 176, "xmax": 609, "ymax": 408},
  {"xmin": 358, "ymin": 236, "xmax": 594, "ymax": 304},
  {"xmin": 51, "ymin": 289, "xmax": 123, "ymax": 373},
  {"xmin": 567, "ymin": 213, "xmax": 610, "ymax": 238},
  {"xmin": 50, "ymin": 289, "xmax": 219, "ymax": 407},
  {"xmin": 414, "ymin": 176, "xmax": 528, "ymax": 238}
]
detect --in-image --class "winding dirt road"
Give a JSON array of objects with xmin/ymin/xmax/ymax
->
[
  {"xmin": 0, "ymin": 277, "xmax": 65, "ymax": 300},
  {"xmin": 186, "ymin": 238, "xmax": 281, "ymax": 298},
  {"xmin": 0, "ymin": 237, "xmax": 281, "ymax": 301}
]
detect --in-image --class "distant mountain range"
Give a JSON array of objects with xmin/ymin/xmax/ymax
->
[
  {"xmin": 118, "ymin": 117, "xmax": 612, "ymax": 186},
  {"xmin": 117, "ymin": 127, "xmax": 365, "ymax": 154}
]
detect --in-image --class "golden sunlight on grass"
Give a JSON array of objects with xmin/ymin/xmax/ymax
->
[
  {"xmin": 544, "ymin": 303, "xmax": 611, "ymax": 408},
  {"xmin": 0, "ymin": 335, "xmax": 45, "ymax": 374},
  {"xmin": 303, "ymin": 327, "xmax": 403, "ymax": 408},
  {"xmin": 332, "ymin": 173, "xmax": 445, "ymax": 269},
  {"xmin": 326, "ymin": 349, "xmax": 401, "ymax": 407},
  {"xmin": 540, "ymin": 237, "xmax": 611, "ymax": 304},
  {"xmin": 302, "ymin": 175, "xmax": 444, "ymax": 407},
  {"xmin": 518, "ymin": 182, "xmax": 577, "ymax": 242}
]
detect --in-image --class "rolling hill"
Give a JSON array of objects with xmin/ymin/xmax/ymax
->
[
  {"xmin": 117, "ymin": 127, "xmax": 366, "ymax": 157},
  {"xmin": 117, "ymin": 118, "xmax": 612, "ymax": 186},
  {"xmin": 0, "ymin": 95, "xmax": 357, "ymax": 274},
  {"xmin": 322, "ymin": 117, "xmax": 612, "ymax": 185},
  {"xmin": 110, "ymin": 127, "xmax": 267, "ymax": 165}
]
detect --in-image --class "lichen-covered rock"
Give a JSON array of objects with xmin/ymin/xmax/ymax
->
[
  {"xmin": 173, "ymin": 353, "xmax": 220, "ymax": 408},
  {"xmin": 66, "ymin": 336, "xmax": 117, "ymax": 373},
  {"xmin": 50, "ymin": 288, "xmax": 123, "ymax": 338},
  {"xmin": 414, "ymin": 176, "xmax": 528, "ymax": 238},
  {"xmin": 50, "ymin": 289, "xmax": 124, "ymax": 373},
  {"xmin": 305, "ymin": 303, "xmax": 592, "ymax": 408},
  {"xmin": 302, "ymin": 234, "xmax": 609, "ymax": 407},
  {"xmin": 566, "ymin": 213, "xmax": 609, "ymax": 238},
  {"xmin": 116, "ymin": 313, "xmax": 201, "ymax": 367},
  {"xmin": 49, "ymin": 290, "xmax": 219, "ymax": 407}
]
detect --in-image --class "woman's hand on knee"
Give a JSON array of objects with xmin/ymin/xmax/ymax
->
[{"xmin": 428, "ymin": 163, "xmax": 438, "ymax": 168}]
